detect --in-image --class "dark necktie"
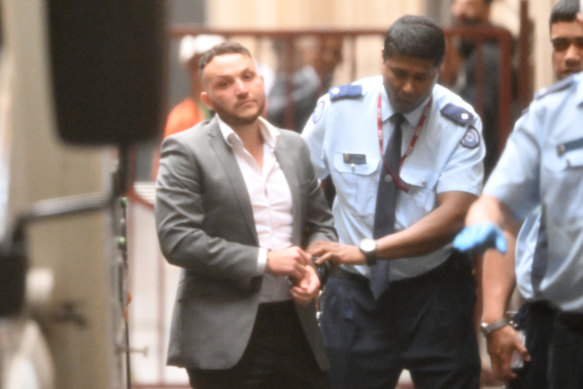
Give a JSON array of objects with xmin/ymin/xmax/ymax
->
[{"xmin": 370, "ymin": 113, "xmax": 403, "ymax": 299}]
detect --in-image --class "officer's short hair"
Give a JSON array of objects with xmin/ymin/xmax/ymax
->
[
  {"xmin": 198, "ymin": 41, "xmax": 252, "ymax": 76},
  {"xmin": 549, "ymin": 0, "xmax": 580, "ymax": 28},
  {"xmin": 383, "ymin": 15, "xmax": 445, "ymax": 67}
]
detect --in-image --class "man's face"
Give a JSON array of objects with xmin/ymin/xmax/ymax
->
[
  {"xmin": 550, "ymin": 20, "xmax": 583, "ymax": 80},
  {"xmin": 451, "ymin": 0, "xmax": 490, "ymax": 26},
  {"xmin": 200, "ymin": 53, "xmax": 266, "ymax": 127},
  {"xmin": 382, "ymin": 54, "xmax": 438, "ymax": 114}
]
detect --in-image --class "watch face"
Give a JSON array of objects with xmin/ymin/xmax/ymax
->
[{"xmin": 360, "ymin": 239, "xmax": 376, "ymax": 252}]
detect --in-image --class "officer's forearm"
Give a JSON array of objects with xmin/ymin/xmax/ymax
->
[
  {"xmin": 375, "ymin": 191, "xmax": 475, "ymax": 259},
  {"xmin": 481, "ymin": 230, "xmax": 517, "ymax": 323}
]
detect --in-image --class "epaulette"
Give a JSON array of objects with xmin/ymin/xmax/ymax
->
[
  {"xmin": 535, "ymin": 76, "xmax": 573, "ymax": 100},
  {"xmin": 440, "ymin": 103, "xmax": 474, "ymax": 126},
  {"xmin": 328, "ymin": 84, "xmax": 363, "ymax": 101}
]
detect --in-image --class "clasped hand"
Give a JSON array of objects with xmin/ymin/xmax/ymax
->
[
  {"xmin": 266, "ymin": 246, "xmax": 320, "ymax": 305},
  {"xmin": 486, "ymin": 325, "xmax": 531, "ymax": 381}
]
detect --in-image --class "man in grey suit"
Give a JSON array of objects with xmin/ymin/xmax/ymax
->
[{"xmin": 155, "ymin": 41, "xmax": 336, "ymax": 389}]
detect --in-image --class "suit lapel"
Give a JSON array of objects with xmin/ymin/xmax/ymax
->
[
  {"xmin": 274, "ymin": 135, "xmax": 303, "ymax": 245},
  {"xmin": 206, "ymin": 119, "xmax": 258, "ymax": 244}
]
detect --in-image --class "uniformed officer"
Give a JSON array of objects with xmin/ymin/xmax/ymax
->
[
  {"xmin": 460, "ymin": 2, "xmax": 583, "ymax": 388},
  {"xmin": 302, "ymin": 15, "xmax": 485, "ymax": 389},
  {"xmin": 455, "ymin": 65, "xmax": 583, "ymax": 388}
]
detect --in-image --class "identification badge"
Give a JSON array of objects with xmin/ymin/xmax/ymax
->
[
  {"xmin": 460, "ymin": 127, "xmax": 480, "ymax": 149},
  {"xmin": 557, "ymin": 136, "xmax": 583, "ymax": 156},
  {"xmin": 343, "ymin": 153, "xmax": 366, "ymax": 165}
]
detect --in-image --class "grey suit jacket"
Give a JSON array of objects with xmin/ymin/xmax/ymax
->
[{"xmin": 155, "ymin": 116, "xmax": 336, "ymax": 370}]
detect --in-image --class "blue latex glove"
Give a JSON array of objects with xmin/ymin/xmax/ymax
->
[{"xmin": 453, "ymin": 222, "xmax": 507, "ymax": 254}]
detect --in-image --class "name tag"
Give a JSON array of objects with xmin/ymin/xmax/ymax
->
[
  {"xmin": 343, "ymin": 153, "xmax": 366, "ymax": 165},
  {"xmin": 557, "ymin": 136, "xmax": 583, "ymax": 156}
]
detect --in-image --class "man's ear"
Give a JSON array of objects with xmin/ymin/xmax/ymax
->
[{"xmin": 200, "ymin": 91, "xmax": 213, "ymax": 111}]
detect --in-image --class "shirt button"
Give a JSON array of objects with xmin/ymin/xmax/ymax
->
[{"xmin": 384, "ymin": 175, "xmax": 393, "ymax": 183}]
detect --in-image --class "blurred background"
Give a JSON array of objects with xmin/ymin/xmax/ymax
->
[{"xmin": 0, "ymin": 1, "xmax": 563, "ymax": 388}]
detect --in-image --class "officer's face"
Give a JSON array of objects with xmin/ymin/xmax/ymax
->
[
  {"xmin": 382, "ymin": 54, "xmax": 438, "ymax": 114},
  {"xmin": 550, "ymin": 20, "xmax": 583, "ymax": 80},
  {"xmin": 200, "ymin": 53, "xmax": 266, "ymax": 127}
]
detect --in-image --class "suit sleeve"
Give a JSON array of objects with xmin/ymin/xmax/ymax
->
[
  {"xmin": 297, "ymin": 136, "xmax": 338, "ymax": 247},
  {"xmin": 155, "ymin": 135, "xmax": 261, "ymax": 290}
]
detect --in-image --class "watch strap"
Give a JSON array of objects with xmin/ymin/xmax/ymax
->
[{"xmin": 480, "ymin": 317, "xmax": 509, "ymax": 336}]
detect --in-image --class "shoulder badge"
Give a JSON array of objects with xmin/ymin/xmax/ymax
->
[
  {"xmin": 440, "ymin": 103, "xmax": 474, "ymax": 126},
  {"xmin": 460, "ymin": 126, "xmax": 480, "ymax": 149},
  {"xmin": 535, "ymin": 76, "xmax": 573, "ymax": 100},
  {"xmin": 328, "ymin": 84, "xmax": 363, "ymax": 101}
]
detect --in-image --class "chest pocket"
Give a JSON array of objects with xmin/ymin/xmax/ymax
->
[
  {"xmin": 545, "ymin": 143, "xmax": 583, "ymax": 226},
  {"xmin": 331, "ymin": 152, "xmax": 380, "ymax": 216},
  {"xmin": 560, "ymin": 148, "xmax": 583, "ymax": 169},
  {"xmin": 399, "ymin": 168, "xmax": 439, "ymax": 224}
]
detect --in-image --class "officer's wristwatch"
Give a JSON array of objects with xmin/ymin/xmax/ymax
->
[
  {"xmin": 359, "ymin": 238, "xmax": 377, "ymax": 266},
  {"xmin": 480, "ymin": 317, "xmax": 509, "ymax": 336}
]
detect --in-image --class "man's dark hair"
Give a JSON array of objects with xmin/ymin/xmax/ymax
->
[
  {"xmin": 383, "ymin": 15, "xmax": 446, "ymax": 66},
  {"xmin": 484, "ymin": 0, "xmax": 493, "ymax": 5},
  {"xmin": 198, "ymin": 41, "xmax": 252, "ymax": 75},
  {"xmin": 549, "ymin": 0, "xmax": 580, "ymax": 28}
]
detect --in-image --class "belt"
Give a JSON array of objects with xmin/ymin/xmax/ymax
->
[
  {"xmin": 524, "ymin": 300, "xmax": 583, "ymax": 333},
  {"xmin": 329, "ymin": 266, "xmax": 369, "ymax": 287},
  {"xmin": 328, "ymin": 253, "xmax": 464, "ymax": 287}
]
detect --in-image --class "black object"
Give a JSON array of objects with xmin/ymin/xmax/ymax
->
[
  {"xmin": 0, "ymin": 242, "xmax": 26, "ymax": 317},
  {"xmin": 47, "ymin": 1, "xmax": 167, "ymax": 145}
]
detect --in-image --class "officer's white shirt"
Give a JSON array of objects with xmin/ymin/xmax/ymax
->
[
  {"xmin": 302, "ymin": 75, "xmax": 485, "ymax": 280},
  {"xmin": 514, "ymin": 207, "xmax": 540, "ymax": 301},
  {"xmin": 485, "ymin": 72, "xmax": 583, "ymax": 312},
  {"xmin": 511, "ymin": 113, "xmax": 539, "ymax": 302}
]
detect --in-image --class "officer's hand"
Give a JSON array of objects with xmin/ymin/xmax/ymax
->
[
  {"xmin": 307, "ymin": 241, "xmax": 365, "ymax": 265},
  {"xmin": 486, "ymin": 325, "xmax": 531, "ymax": 382},
  {"xmin": 453, "ymin": 223, "xmax": 507, "ymax": 254},
  {"xmin": 266, "ymin": 246, "xmax": 310, "ymax": 280}
]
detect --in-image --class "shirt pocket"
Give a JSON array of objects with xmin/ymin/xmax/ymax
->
[
  {"xmin": 545, "ymin": 144, "xmax": 583, "ymax": 226},
  {"xmin": 399, "ymin": 168, "xmax": 439, "ymax": 224},
  {"xmin": 331, "ymin": 152, "xmax": 380, "ymax": 216}
]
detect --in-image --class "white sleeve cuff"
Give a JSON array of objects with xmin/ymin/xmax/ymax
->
[{"xmin": 257, "ymin": 247, "xmax": 268, "ymax": 273}]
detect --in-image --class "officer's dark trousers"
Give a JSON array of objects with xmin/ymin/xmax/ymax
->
[
  {"xmin": 510, "ymin": 301, "xmax": 583, "ymax": 389},
  {"xmin": 320, "ymin": 255, "xmax": 480, "ymax": 389}
]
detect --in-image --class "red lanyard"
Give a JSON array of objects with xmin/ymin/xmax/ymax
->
[{"xmin": 377, "ymin": 91, "xmax": 432, "ymax": 192}]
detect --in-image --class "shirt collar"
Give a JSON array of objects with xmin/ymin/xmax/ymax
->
[
  {"xmin": 381, "ymin": 84, "xmax": 432, "ymax": 129},
  {"xmin": 576, "ymin": 72, "xmax": 583, "ymax": 107},
  {"xmin": 216, "ymin": 115, "xmax": 279, "ymax": 149}
]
